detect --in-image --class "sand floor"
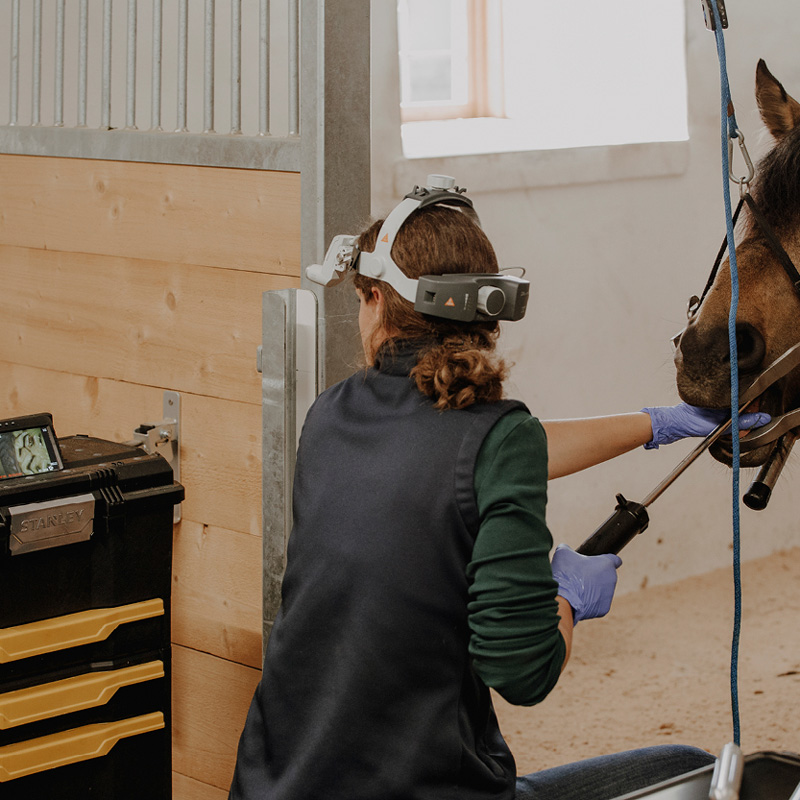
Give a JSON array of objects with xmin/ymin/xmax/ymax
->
[{"xmin": 493, "ymin": 547, "xmax": 800, "ymax": 774}]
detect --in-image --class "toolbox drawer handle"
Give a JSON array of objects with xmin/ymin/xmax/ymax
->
[
  {"xmin": 0, "ymin": 711, "xmax": 164, "ymax": 782},
  {"xmin": 0, "ymin": 599, "xmax": 164, "ymax": 664},
  {"xmin": 0, "ymin": 660, "xmax": 164, "ymax": 729}
]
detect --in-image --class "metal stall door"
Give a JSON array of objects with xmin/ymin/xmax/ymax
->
[
  {"xmin": 259, "ymin": 0, "xmax": 370, "ymax": 654},
  {"xmin": 0, "ymin": 0, "xmax": 368, "ymax": 791}
]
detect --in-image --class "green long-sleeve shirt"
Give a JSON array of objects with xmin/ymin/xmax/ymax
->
[{"xmin": 467, "ymin": 409, "xmax": 566, "ymax": 706}]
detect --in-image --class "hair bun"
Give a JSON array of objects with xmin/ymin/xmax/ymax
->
[{"xmin": 412, "ymin": 333, "xmax": 506, "ymax": 410}]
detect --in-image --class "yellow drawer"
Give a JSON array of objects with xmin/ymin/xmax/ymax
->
[
  {"xmin": 0, "ymin": 599, "xmax": 164, "ymax": 664},
  {"xmin": 0, "ymin": 660, "xmax": 164, "ymax": 729},
  {"xmin": 0, "ymin": 711, "xmax": 164, "ymax": 782}
]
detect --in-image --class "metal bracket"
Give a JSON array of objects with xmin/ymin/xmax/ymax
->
[
  {"xmin": 258, "ymin": 288, "xmax": 319, "ymax": 658},
  {"xmin": 701, "ymin": 0, "xmax": 728, "ymax": 31},
  {"xmin": 131, "ymin": 391, "xmax": 181, "ymax": 523},
  {"xmin": 728, "ymin": 129, "xmax": 754, "ymax": 195}
]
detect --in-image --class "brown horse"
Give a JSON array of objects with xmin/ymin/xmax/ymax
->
[{"xmin": 674, "ymin": 60, "xmax": 800, "ymax": 468}]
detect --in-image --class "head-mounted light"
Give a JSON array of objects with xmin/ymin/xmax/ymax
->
[{"xmin": 305, "ymin": 175, "xmax": 530, "ymax": 323}]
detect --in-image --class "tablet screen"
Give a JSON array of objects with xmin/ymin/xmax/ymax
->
[{"xmin": 0, "ymin": 414, "xmax": 64, "ymax": 480}]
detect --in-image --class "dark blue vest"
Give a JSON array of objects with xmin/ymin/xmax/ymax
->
[{"xmin": 230, "ymin": 348, "xmax": 526, "ymax": 800}]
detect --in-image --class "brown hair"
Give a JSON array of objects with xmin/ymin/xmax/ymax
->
[{"xmin": 353, "ymin": 205, "xmax": 507, "ymax": 410}]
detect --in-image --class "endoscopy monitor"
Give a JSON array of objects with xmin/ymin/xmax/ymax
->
[{"xmin": 0, "ymin": 413, "xmax": 64, "ymax": 480}]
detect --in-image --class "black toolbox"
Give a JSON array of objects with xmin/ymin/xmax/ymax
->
[{"xmin": 0, "ymin": 429, "xmax": 183, "ymax": 799}]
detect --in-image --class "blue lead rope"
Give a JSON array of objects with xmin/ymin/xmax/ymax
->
[{"xmin": 709, "ymin": 0, "xmax": 742, "ymax": 747}]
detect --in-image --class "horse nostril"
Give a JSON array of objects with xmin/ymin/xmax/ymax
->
[
  {"xmin": 733, "ymin": 322, "xmax": 766, "ymax": 371},
  {"xmin": 676, "ymin": 322, "xmax": 766, "ymax": 377}
]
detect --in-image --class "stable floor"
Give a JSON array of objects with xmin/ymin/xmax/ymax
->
[{"xmin": 495, "ymin": 547, "xmax": 800, "ymax": 773}]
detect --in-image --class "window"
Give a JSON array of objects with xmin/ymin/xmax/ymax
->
[
  {"xmin": 397, "ymin": 0, "xmax": 688, "ymax": 159},
  {"xmin": 397, "ymin": 0, "xmax": 501, "ymax": 123}
]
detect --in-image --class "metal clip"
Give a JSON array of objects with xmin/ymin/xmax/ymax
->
[
  {"xmin": 335, "ymin": 242, "xmax": 355, "ymax": 270},
  {"xmin": 701, "ymin": 0, "xmax": 728, "ymax": 31},
  {"xmin": 133, "ymin": 421, "xmax": 177, "ymax": 453},
  {"xmin": 728, "ymin": 130, "xmax": 754, "ymax": 196},
  {"xmin": 305, "ymin": 234, "xmax": 358, "ymax": 289},
  {"xmin": 130, "ymin": 390, "xmax": 181, "ymax": 523}
]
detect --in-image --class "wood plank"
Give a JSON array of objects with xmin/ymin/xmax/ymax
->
[
  {"xmin": 0, "ymin": 245, "xmax": 300, "ymax": 406},
  {"xmin": 172, "ymin": 645, "xmax": 261, "ymax": 792},
  {"xmin": 0, "ymin": 362, "xmax": 263, "ymax": 536},
  {"xmin": 173, "ymin": 521, "xmax": 263, "ymax": 668},
  {"xmin": 0, "ymin": 154, "xmax": 301, "ymax": 275},
  {"xmin": 173, "ymin": 772, "xmax": 230, "ymax": 800},
  {"xmin": 180, "ymin": 392, "xmax": 263, "ymax": 538}
]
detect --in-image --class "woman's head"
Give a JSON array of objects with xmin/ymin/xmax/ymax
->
[
  {"xmin": 353, "ymin": 205, "xmax": 507, "ymax": 410},
  {"xmin": 353, "ymin": 206, "xmax": 499, "ymax": 350}
]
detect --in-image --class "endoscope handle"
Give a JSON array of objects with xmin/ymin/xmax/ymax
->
[{"xmin": 576, "ymin": 494, "xmax": 650, "ymax": 556}]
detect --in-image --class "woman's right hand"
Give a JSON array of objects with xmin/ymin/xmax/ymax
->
[{"xmin": 550, "ymin": 543, "xmax": 622, "ymax": 624}]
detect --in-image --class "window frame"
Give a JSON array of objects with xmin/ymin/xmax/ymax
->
[{"xmin": 398, "ymin": 0, "xmax": 504, "ymax": 124}]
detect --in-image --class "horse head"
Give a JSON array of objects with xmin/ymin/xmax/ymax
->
[{"xmin": 674, "ymin": 60, "xmax": 800, "ymax": 467}]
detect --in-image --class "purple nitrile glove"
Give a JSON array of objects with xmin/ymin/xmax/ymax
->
[
  {"xmin": 550, "ymin": 543, "xmax": 622, "ymax": 624},
  {"xmin": 641, "ymin": 403, "xmax": 771, "ymax": 449}
]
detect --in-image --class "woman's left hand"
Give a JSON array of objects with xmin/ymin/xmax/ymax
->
[{"xmin": 641, "ymin": 403, "xmax": 771, "ymax": 449}]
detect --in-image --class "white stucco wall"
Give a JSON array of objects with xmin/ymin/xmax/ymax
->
[{"xmin": 371, "ymin": 0, "xmax": 800, "ymax": 592}]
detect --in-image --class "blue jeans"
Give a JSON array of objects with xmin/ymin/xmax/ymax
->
[{"xmin": 515, "ymin": 745, "xmax": 715, "ymax": 799}]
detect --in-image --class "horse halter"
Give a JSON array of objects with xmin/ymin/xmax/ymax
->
[
  {"xmin": 686, "ymin": 192, "xmax": 800, "ymax": 319},
  {"xmin": 677, "ymin": 187, "xmax": 800, "ymax": 452}
]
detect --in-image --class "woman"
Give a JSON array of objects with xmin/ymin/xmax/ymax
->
[{"xmin": 230, "ymin": 199, "xmax": 766, "ymax": 800}]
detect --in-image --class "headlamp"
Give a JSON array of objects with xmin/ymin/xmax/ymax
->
[{"xmin": 305, "ymin": 175, "xmax": 530, "ymax": 323}]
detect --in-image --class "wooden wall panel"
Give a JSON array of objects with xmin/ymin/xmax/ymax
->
[
  {"xmin": 0, "ymin": 245, "xmax": 298, "ymax": 406},
  {"xmin": 1, "ymin": 155, "xmax": 296, "ymax": 791},
  {"xmin": 2, "ymin": 361, "xmax": 160, "ymax": 445},
  {"xmin": 1, "ymin": 362, "xmax": 264, "ymax": 536},
  {"xmin": 179, "ymin": 393, "xmax": 263, "ymax": 536},
  {"xmin": 172, "ymin": 645, "xmax": 261, "ymax": 792},
  {"xmin": 172, "ymin": 520, "xmax": 263, "ymax": 669},
  {"xmin": 2, "ymin": 359, "xmax": 266, "ymax": 663},
  {"xmin": 0, "ymin": 155, "xmax": 301, "ymax": 275},
  {"xmin": 173, "ymin": 773, "xmax": 229, "ymax": 800}
]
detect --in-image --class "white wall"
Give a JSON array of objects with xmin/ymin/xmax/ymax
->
[{"xmin": 371, "ymin": 0, "xmax": 800, "ymax": 592}]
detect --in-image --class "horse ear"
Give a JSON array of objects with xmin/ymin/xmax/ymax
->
[{"xmin": 755, "ymin": 59, "xmax": 800, "ymax": 141}]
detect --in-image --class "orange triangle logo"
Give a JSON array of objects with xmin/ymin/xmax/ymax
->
[
  {"xmin": 381, "ymin": 234, "xmax": 389, "ymax": 243},
  {"xmin": 445, "ymin": 297, "xmax": 455, "ymax": 307}
]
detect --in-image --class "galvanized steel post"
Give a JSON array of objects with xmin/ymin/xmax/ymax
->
[
  {"xmin": 300, "ymin": 0, "xmax": 370, "ymax": 390},
  {"xmin": 32, "ymin": 0, "xmax": 42, "ymax": 126},
  {"xmin": 9, "ymin": 0, "xmax": 20, "ymax": 126},
  {"xmin": 288, "ymin": 0, "xmax": 299, "ymax": 136},
  {"xmin": 55, "ymin": 0, "xmax": 65, "ymax": 127},
  {"xmin": 78, "ymin": 0, "xmax": 88, "ymax": 126},
  {"xmin": 151, "ymin": 0, "xmax": 163, "ymax": 130},
  {"xmin": 177, "ymin": 0, "xmax": 188, "ymax": 131},
  {"xmin": 230, "ymin": 0, "xmax": 242, "ymax": 134},
  {"xmin": 126, "ymin": 0, "xmax": 138, "ymax": 129},
  {"xmin": 259, "ymin": 0, "xmax": 369, "ymax": 654},
  {"xmin": 101, "ymin": 0, "xmax": 112, "ymax": 129},
  {"xmin": 259, "ymin": 0, "xmax": 270, "ymax": 136},
  {"xmin": 204, "ymin": 0, "xmax": 215, "ymax": 133}
]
